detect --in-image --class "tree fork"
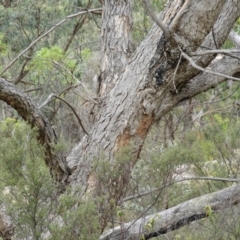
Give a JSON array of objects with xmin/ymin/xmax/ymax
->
[{"xmin": 67, "ymin": 2, "xmax": 234, "ymax": 233}]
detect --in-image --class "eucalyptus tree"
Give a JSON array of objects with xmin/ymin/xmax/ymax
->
[{"xmin": 0, "ymin": 0, "xmax": 240, "ymax": 239}]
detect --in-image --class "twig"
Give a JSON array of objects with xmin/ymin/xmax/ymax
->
[
  {"xmin": 190, "ymin": 49, "xmax": 240, "ymax": 56},
  {"xmin": 194, "ymin": 46, "xmax": 240, "ymax": 61},
  {"xmin": 86, "ymin": 8, "xmax": 101, "ymax": 29},
  {"xmin": 170, "ymin": 0, "xmax": 190, "ymax": 32},
  {"xmin": 0, "ymin": 7, "xmax": 102, "ymax": 76},
  {"xmin": 39, "ymin": 93, "xmax": 56, "ymax": 109},
  {"xmin": 24, "ymin": 87, "xmax": 42, "ymax": 93},
  {"xmin": 38, "ymin": 83, "xmax": 89, "ymax": 109},
  {"xmin": 122, "ymin": 176, "xmax": 240, "ymax": 203},
  {"xmin": 211, "ymin": 27, "xmax": 218, "ymax": 49},
  {"xmin": 53, "ymin": 60, "xmax": 98, "ymax": 104},
  {"xmin": 171, "ymin": 52, "xmax": 182, "ymax": 93},
  {"xmin": 53, "ymin": 95, "xmax": 89, "ymax": 135},
  {"xmin": 191, "ymin": 105, "xmax": 233, "ymax": 120},
  {"xmin": 38, "ymin": 89, "xmax": 89, "ymax": 135},
  {"xmin": 64, "ymin": 14, "xmax": 88, "ymax": 52},
  {"xmin": 192, "ymin": 85, "xmax": 239, "ymax": 106}
]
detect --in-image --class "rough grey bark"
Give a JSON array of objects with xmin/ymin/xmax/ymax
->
[
  {"xmin": 100, "ymin": 184, "xmax": 240, "ymax": 240},
  {"xmin": 68, "ymin": 0, "xmax": 238, "ymax": 195},
  {"xmin": 99, "ymin": 0, "xmax": 133, "ymax": 96},
  {"xmin": 176, "ymin": 53, "xmax": 240, "ymax": 102},
  {"xmin": 0, "ymin": 0, "xmax": 240, "ymax": 238},
  {"xmin": 66, "ymin": 0, "xmax": 240, "ymax": 231}
]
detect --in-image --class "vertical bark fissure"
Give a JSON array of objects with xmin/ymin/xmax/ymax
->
[{"xmin": 99, "ymin": 0, "xmax": 133, "ymax": 97}]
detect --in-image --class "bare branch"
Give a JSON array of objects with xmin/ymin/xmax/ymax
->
[
  {"xmin": 142, "ymin": 0, "xmax": 170, "ymax": 37},
  {"xmin": 191, "ymin": 49, "xmax": 240, "ymax": 57},
  {"xmin": 53, "ymin": 95, "xmax": 89, "ymax": 135},
  {"xmin": 122, "ymin": 176, "xmax": 240, "ymax": 203},
  {"xmin": 0, "ymin": 78, "xmax": 70, "ymax": 184},
  {"xmin": 24, "ymin": 87, "xmax": 42, "ymax": 93},
  {"xmin": 177, "ymin": 53, "xmax": 240, "ymax": 102},
  {"xmin": 0, "ymin": 7, "xmax": 102, "ymax": 76},
  {"xmin": 181, "ymin": 50, "xmax": 240, "ymax": 82},
  {"xmin": 13, "ymin": 48, "xmax": 34, "ymax": 85},
  {"xmin": 170, "ymin": 0, "xmax": 191, "ymax": 32},
  {"xmin": 38, "ymin": 93, "xmax": 56, "ymax": 109},
  {"xmin": 39, "ymin": 83, "xmax": 87, "ymax": 110},
  {"xmin": 64, "ymin": 14, "xmax": 88, "ymax": 52},
  {"xmin": 52, "ymin": 60, "xmax": 97, "ymax": 104}
]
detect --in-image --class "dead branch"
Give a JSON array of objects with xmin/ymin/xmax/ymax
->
[{"xmin": 100, "ymin": 184, "xmax": 240, "ymax": 240}]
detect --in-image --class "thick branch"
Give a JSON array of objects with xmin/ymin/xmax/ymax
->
[
  {"xmin": 100, "ymin": 184, "xmax": 240, "ymax": 240},
  {"xmin": 181, "ymin": 50, "xmax": 240, "ymax": 82},
  {"xmin": 173, "ymin": 0, "xmax": 240, "ymax": 90},
  {"xmin": 0, "ymin": 78, "xmax": 69, "ymax": 185},
  {"xmin": 177, "ymin": 53, "xmax": 240, "ymax": 102}
]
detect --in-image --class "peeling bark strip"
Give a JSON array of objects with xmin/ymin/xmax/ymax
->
[
  {"xmin": 100, "ymin": 184, "xmax": 240, "ymax": 240},
  {"xmin": 0, "ymin": 78, "xmax": 69, "ymax": 184}
]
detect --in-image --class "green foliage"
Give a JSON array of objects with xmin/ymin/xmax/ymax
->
[
  {"xmin": 0, "ymin": 119, "xmax": 100, "ymax": 239},
  {"xmin": 204, "ymin": 204, "xmax": 213, "ymax": 217},
  {"xmin": 81, "ymin": 47, "xmax": 92, "ymax": 61},
  {"xmin": 145, "ymin": 217, "xmax": 155, "ymax": 231},
  {"xmin": 33, "ymin": 46, "xmax": 65, "ymax": 71},
  {"xmin": 0, "ymin": 118, "xmax": 57, "ymax": 239},
  {"xmin": 50, "ymin": 191, "xmax": 99, "ymax": 240},
  {"xmin": 30, "ymin": 46, "xmax": 77, "ymax": 84}
]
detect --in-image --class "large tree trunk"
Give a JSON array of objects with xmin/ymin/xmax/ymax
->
[{"xmin": 66, "ymin": 0, "xmax": 240, "ymax": 231}]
